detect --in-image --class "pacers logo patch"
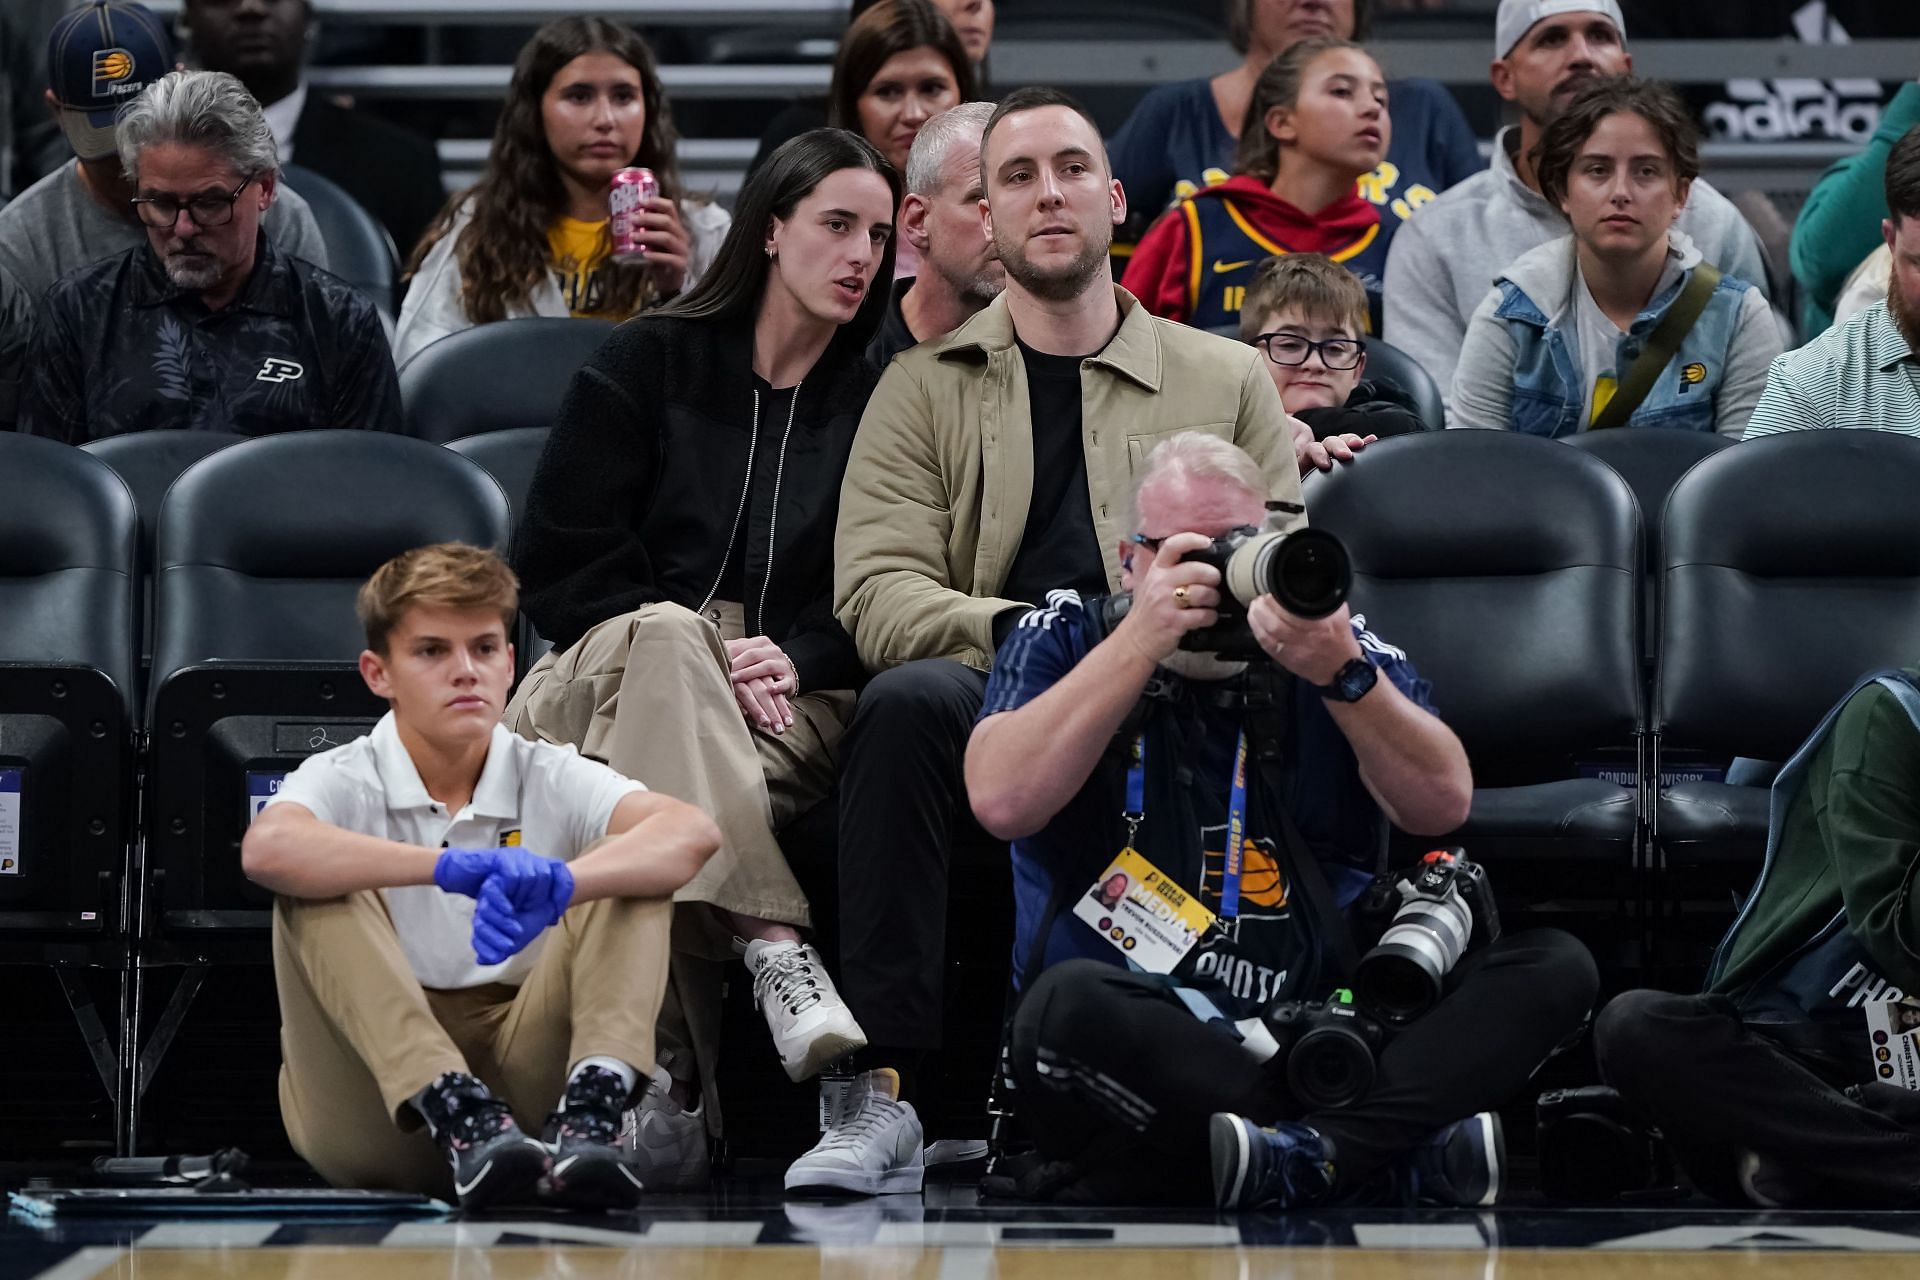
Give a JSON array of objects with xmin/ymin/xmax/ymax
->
[
  {"xmin": 499, "ymin": 829, "xmax": 522, "ymax": 848},
  {"xmin": 1679, "ymin": 362, "xmax": 1708, "ymax": 393},
  {"xmin": 93, "ymin": 49, "xmax": 139, "ymax": 95}
]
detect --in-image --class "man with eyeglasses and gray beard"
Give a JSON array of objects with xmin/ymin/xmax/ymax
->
[{"xmin": 17, "ymin": 68, "xmax": 397, "ymax": 443}]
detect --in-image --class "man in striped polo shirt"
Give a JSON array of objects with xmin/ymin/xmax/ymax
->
[{"xmin": 1744, "ymin": 125, "xmax": 1920, "ymax": 439}]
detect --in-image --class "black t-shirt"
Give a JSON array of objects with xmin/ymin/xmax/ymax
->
[
  {"xmin": 717, "ymin": 377, "xmax": 796, "ymax": 607},
  {"xmin": 999, "ymin": 340, "xmax": 1109, "ymax": 610}
]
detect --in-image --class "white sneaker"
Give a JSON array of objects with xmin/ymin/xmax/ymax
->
[
  {"xmin": 744, "ymin": 939, "xmax": 868, "ymax": 1082},
  {"xmin": 784, "ymin": 1068, "xmax": 925, "ymax": 1195},
  {"xmin": 618, "ymin": 1066, "xmax": 709, "ymax": 1191}
]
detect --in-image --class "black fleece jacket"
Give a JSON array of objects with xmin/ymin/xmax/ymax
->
[{"xmin": 512, "ymin": 312, "xmax": 874, "ymax": 694}]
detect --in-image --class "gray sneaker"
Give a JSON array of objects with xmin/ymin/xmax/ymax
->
[
  {"xmin": 784, "ymin": 1068, "xmax": 925, "ymax": 1196},
  {"xmin": 618, "ymin": 1066, "xmax": 709, "ymax": 1192}
]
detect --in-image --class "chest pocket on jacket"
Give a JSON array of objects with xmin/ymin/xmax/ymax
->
[{"xmin": 1127, "ymin": 421, "xmax": 1235, "ymax": 470}]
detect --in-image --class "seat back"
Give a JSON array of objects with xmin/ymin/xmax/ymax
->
[
  {"xmin": 1303, "ymin": 431, "xmax": 1642, "ymax": 783},
  {"xmin": 399, "ymin": 317, "xmax": 616, "ymax": 442},
  {"xmin": 1562, "ymin": 429, "xmax": 1733, "ymax": 572},
  {"xmin": 1359, "ymin": 337, "xmax": 1445, "ymax": 432},
  {"xmin": 281, "ymin": 163, "xmax": 399, "ymax": 317},
  {"xmin": 0, "ymin": 435, "xmax": 138, "ymax": 928},
  {"xmin": 147, "ymin": 432, "xmax": 510, "ymax": 924},
  {"xmin": 1658, "ymin": 431, "xmax": 1920, "ymax": 760},
  {"xmin": 446, "ymin": 427, "xmax": 550, "ymax": 531},
  {"xmin": 81, "ymin": 431, "xmax": 249, "ymax": 572}
]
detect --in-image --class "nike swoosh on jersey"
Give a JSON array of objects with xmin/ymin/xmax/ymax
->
[{"xmin": 1213, "ymin": 259, "xmax": 1254, "ymax": 273}]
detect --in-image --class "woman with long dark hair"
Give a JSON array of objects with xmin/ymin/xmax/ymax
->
[
  {"xmin": 506, "ymin": 129, "xmax": 900, "ymax": 1186},
  {"xmin": 395, "ymin": 16, "xmax": 727, "ymax": 367},
  {"xmin": 1123, "ymin": 38, "xmax": 1393, "ymax": 333},
  {"xmin": 750, "ymin": 0, "xmax": 971, "ymax": 279}
]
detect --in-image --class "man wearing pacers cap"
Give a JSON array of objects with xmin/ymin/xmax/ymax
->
[
  {"xmin": 0, "ymin": 0, "xmax": 327, "ymax": 301},
  {"xmin": 1381, "ymin": 0, "xmax": 1769, "ymax": 420}
]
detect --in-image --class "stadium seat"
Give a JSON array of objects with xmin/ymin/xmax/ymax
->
[
  {"xmin": 281, "ymin": 163, "xmax": 400, "ymax": 318},
  {"xmin": 1562, "ymin": 430, "xmax": 1733, "ymax": 574},
  {"xmin": 144, "ymin": 432, "xmax": 511, "ymax": 932},
  {"xmin": 399, "ymin": 316, "xmax": 616, "ymax": 442},
  {"xmin": 1654, "ymin": 431, "xmax": 1920, "ymax": 867},
  {"xmin": 1359, "ymin": 337, "xmax": 1446, "ymax": 432},
  {"xmin": 1304, "ymin": 431, "xmax": 1643, "ymax": 863},
  {"xmin": 446, "ymin": 427, "xmax": 549, "ymax": 528},
  {"xmin": 81, "ymin": 432, "xmax": 249, "ymax": 694},
  {"xmin": 0, "ymin": 435, "xmax": 139, "ymax": 1137}
]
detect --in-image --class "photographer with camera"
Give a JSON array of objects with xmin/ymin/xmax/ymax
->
[{"xmin": 969, "ymin": 432, "xmax": 1598, "ymax": 1208}]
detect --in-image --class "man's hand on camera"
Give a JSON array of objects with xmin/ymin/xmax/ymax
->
[
  {"xmin": 1116, "ymin": 532, "xmax": 1223, "ymax": 665},
  {"xmin": 1249, "ymin": 596, "xmax": 1364, "ymax": 685}
]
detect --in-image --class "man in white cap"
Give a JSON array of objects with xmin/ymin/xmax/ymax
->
[
  {"xmin": 1382, "ymin": 0, "xmax": 1768, "ymax": 419},
  {"xmin": 0, "ymin": 1, "xmax": 326, "ymax": 300}
]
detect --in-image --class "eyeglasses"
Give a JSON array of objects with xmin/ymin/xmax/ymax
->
[
  {"xmin": 1256, "ymin": 333, "xmax": 1366, "ymax": 370},
  {"xmin": 130, "ymin": 173, "xmax": 256, "ymax": 229}
]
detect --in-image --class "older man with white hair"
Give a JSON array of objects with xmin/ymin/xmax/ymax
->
[
  {"xmin": 18, "ymin": 68, "xmax": 398, "ymax": 443},
  {"xmin": 866, "ymin": 100, "xmax": 1005, "ymax": 370}
]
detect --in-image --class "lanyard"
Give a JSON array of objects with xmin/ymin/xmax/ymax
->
[{"xmin": 1123, "ymin": 731, "xmax": 1251, "ymax": 921}]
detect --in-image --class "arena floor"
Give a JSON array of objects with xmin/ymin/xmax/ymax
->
[{"xmin": 10, "ymin": 1181, "xmax": 1920, "ymax": 1280}]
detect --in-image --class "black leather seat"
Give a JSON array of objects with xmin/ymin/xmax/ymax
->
[
  {"xmin": 1305, "ymin": 431, "xmax": 1643, "ymax": 859},
  {"xmin": 1655, "ymin": 431, "xmax": 1920, "ymax": 865},
  {"xmin": 81, "ymin": 432, "xmax": 249, "ymax": 694},
  {"xmin": 145, "ymin": 432, "xmax": 511, "ymax": 931},
  {"xmin": 399, "ymin": 317, "xmax": 616, "ymax": 442},
  {"xmin": 1562, "ymin": 429, "xmax": 1732, "ymax": 574},
  {"xmin": 1360, "ymin": 337, "xmax": 1445, "ymax": 432},
  {"xmin": 446, "ymin": 427, "xmax": 550, "ymax": 529},
  {"xmin": 0, "ymin": 435, "xmax": 138, "ymax": 935},
  {"xmin": 281, "ymin": 163, "xmax": 399, "ymax": 317}
]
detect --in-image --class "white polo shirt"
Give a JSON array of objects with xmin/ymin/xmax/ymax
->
[{"xmin": 267, "ymin": 712, "xmax": 645, "ymax": 990}]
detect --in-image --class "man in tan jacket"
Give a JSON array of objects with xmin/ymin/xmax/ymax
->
[{"xmin": 785, "ymin": 87, "xmax": 1305, "ymax": 1197}]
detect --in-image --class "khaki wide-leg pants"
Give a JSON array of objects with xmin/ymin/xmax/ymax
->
[
  {"xmin": 273, "ymin": 888, "xmax": 672, "ymax": 1196},
  {"xmin": 503, "ymin": 601, "xmax": 853, "ymax": 1133}
]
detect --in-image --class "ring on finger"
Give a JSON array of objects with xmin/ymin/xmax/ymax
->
[{"xmin": 1173, "ymin": 585, "xmax": 1190, "ymax": 607}]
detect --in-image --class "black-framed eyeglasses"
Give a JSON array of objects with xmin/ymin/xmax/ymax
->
[
  {"xmin": 1256, "ymin": 332, "xmax": 1366, "ymax": 370},
  {"xmin": 130, "ymin": 173, "xmax": 256, "ymax": 229}
]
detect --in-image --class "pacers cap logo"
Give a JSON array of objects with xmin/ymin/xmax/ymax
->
[{"xmin": 94, "ymin": 48, "xmax": 136, "ymax": 89}]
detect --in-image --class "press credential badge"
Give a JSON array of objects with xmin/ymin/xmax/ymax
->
[
  {"xmin": 1866, "ymin": 997, "xmax": 1920, "ymax": 1090},
  {"xmin": 1073, "ymin": 847, "xmax": 1217, "ymax": 974},
  {"xmin": 0, "ymin": 768, "xmax": 20, "ymax": 875}
]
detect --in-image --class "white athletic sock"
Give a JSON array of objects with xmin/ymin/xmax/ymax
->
[{"xmin": 566, "ymin": 1056, "xmax": 638, "ymax": 1105}]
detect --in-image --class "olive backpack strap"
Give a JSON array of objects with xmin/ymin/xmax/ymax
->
[{"xmin": 1590, "ymin": 262, "xmax": 1722, "ymax": 430}]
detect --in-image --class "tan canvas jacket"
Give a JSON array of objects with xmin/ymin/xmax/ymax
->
[{"xmin": 835, "ymin": 286, "xmax": 1303, "ymax": 672}]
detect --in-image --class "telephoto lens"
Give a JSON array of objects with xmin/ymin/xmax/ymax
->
[
  {"xmin": 1222, "ymin": 526, "xmax": 1351, "ymax": 620},
  {"xmin": 1353, "ymin": 888, "xmax": 1473, "ymax": 1023}
]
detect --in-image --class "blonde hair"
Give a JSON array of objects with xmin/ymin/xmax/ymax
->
[
  {"xmin": 356, "ymin": 542, "xmax": 519, "ymax": 655},
  {"xmin": 1129, "ymin": 432, "xmax": 1267, "ymax": 533}
]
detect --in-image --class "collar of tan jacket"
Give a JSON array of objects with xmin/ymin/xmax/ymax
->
[{"xmin": 930, "ymin": 284, "xmax": 1164, "ymax": 391}]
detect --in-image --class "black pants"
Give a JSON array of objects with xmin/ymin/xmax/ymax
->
[
  {"xmin": 836, "ymin": 658, "xmax": 991, "ymax": 1053},
  {"xmin": 1009, "ymin": 930, "xmax": 1598, "ymax": 1205},
  {"xmin": 1595, "ymin": 989, "xmax": 1920, "ymax": 1207}
]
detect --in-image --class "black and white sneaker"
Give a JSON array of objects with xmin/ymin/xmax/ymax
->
[
  {"xmin": 541, "ymin": 1065, "xmax": 646, "ymax": 1210},
  {"xmin": 414, "ymin": 1072, "xmax": 549, "ymax": 1210}
]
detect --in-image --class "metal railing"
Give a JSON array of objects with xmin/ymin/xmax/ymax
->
[{"xmin": 143, "ymin": 0, "xmax": 849, "ymax": 22}]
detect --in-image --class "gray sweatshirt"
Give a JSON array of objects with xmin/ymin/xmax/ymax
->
[{"xmin": 1383, "ymin": 126, "xmax": 1769, "ymax": 420}]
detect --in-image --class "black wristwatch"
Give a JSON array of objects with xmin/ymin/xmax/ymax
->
[{"xmin": 1315, "ymin": 656, "xmax": 1378, "ymax": 703}]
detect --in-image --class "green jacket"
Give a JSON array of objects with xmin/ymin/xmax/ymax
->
[
  {"xmin": 1790, "ymin": 82, "xmax": 1920, "ymax": 337},
  {"xmin": 1711, "ymin": 669, "xmax": 1920, "ymax": 1032},
  {"xmin": 833, "ymin": 286, "xmax": 1302, "ymax": 672}
]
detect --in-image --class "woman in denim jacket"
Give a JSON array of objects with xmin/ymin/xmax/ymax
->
[{"xmin": 1449, "ymin": 77, "xmax": 1781, "ymax": 437}]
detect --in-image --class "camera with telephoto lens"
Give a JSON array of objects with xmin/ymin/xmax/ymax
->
[
  {"xmin": 1353, "ymin": 848, "xmax": 1501, "ymax": 1025},
  {"xmin": 1101, "ymin": 502, "xmax": 1353, "ymax": 660},
  {"xmin": 1260, "ymin": 990, "xmax": 1390, "ymax": 1110}
]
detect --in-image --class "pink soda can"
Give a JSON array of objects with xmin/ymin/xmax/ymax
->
[{"xmin": 610, "ymin": 166, "xmax": 658, "ymax": 262}]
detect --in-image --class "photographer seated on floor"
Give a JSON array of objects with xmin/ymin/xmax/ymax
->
[
  {"xmin": 1595, "ymin": 667, "xmax": 1920, "ymax": 1208},
  {"xmin": 965, "ymin": 432, "xmax": 1598, "ymax": 1208}
]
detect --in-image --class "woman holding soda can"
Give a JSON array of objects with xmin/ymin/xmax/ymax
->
[
  {"xmin": 505, "ymin": 129, "xmax": 901, "ymax": 1180},
  {"xmin": 396, "ymin": 17, "xmax": 729, "ymax": 368}
]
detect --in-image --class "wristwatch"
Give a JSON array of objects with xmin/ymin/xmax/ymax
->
[{"xmin": 1315, "ymin": 656, "xmax": 1378, "ymax": 703}]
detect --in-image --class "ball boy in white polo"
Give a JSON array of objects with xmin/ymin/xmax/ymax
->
[{"xmin": 243, "ymin": 543, "xmax": 720, "ymax": 1210}]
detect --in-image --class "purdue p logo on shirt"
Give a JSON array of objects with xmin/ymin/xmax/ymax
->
[{"xmin": 256, "ymin": 357, "xmax": 305, "ymax": 383}]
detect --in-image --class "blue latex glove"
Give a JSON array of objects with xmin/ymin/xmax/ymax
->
[
  {"xmin": 434, "ymin": 847, "xmax": 498, "ymax": 897},
  {"xmin": 471, "ymin": 857, "xmax": 575, "ymax": 966}
]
